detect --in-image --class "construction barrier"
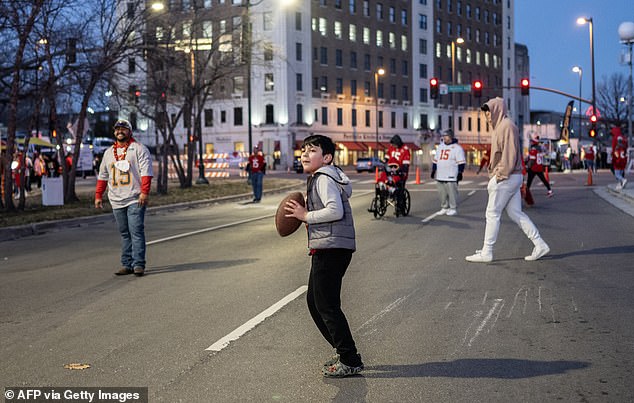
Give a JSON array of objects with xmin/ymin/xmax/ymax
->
[{"xmin": 168, "ymin": 152, "xmax": 250, "ymax": 180}]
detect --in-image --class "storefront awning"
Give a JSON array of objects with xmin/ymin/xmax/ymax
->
[
  {"xmin": 460, "ymin": 143, "xmax": 490, "ymax": 151},
  {"xmin": 338, "ymin": 141, "xmax": 367, "ymax": 151},
  {"xmin": 364, "ymin": 142, "xmax": 390, "ymax": 150}
]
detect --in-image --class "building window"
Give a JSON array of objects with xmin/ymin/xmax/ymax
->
[
  {"xmin": 419, "ymin": 38, "xmax": 427, "ymax": 54},
  {"xmin": 336, "ymin": 78, "xmax": 343, "ymax": 94},
  {"xmin": 335, "ymin": 0, "xmax": 342, "ymax": 9},
  {"xmin": 296, "ymin": 104, "xmax": 304, "ymax": 124},
  {"xmin": 402, "ymin": 86, "xmax": 409, "ymax": 101},
  {"xmin": 401, "ymin": 35, "xmax": 407, "ymax": 51},
  {"xmin": 204, "ymin": 109, "xmax": 213, "ymax": 126},
  {"xmin": 203, "ymin": 21, "xmax": 213, "ymax": 38},
  {"xmin": 351, "ymin": 109, "xmax": 357, "ymax": 126},
  {"xmin": 334, "ymin": 21, "xmax": 342, "ymax": 39},
  {"xmin": 350, "ymin": 51, "xmax": 357, "ymax": 68},
  {"xmin": 128, "ymin": 57, "xmax": 136, "ymax": 74},
  {"xmin": 221, "ymin": 110, "xmax": 227, "ymax": 123},
  {"xmin": 365, "ymin": 110, "xmax": 371, "ymax": 127},
  {"xmin": 391, "ymin": 111, "xmax": 396, "ymax": 128},
  {"xmin": 336, "ymin": 49, "xmax": 343, "ymax": 66},
  {"xmin": 420, "ymin": 88, "xmax": 428, "ymax": 103},
  {"xmin": 364, "ymin": 53, "xmax": 371, "ymax": 71},
  {"xmin": 320, "ymin": 76, "xmax": 328, "ymax": 91},
  {"xmin": 377, "ymin": 3, "xmax": 383, "ymax": 19},
  {"xmin": 295, "ymin": 12, "xmax": 302, "ymax": 30},
  {"xmin": 233, "ymin": 76, "xmax": 244, "ymax": 94},
  {"xmin": 320, "ymin": 47, "xmax": 328, "ymax": 64},
  {"xmin": 378, "ymin": 82, "xmax": 384, "ymax": 98},
  {"xmin": 419, "ymin": 63, "xmax": 427, "ymax": 78},
  {"xmin": 319, "ymin": 18, "xmax": 327, "ymax": 36},
  {"xmin": 436, "ymin": 18, "xmax": 441, "ymax": 33},
  {"xmin": 419, "ymin": 14, "xmax": 427, "ymax": 30},
  {"xmin": 264, "ymin": 43, "xmax": 273, "ymax": 61},
  {"xmin": 337, "ymin": 108, "xmax": 343, "ymax": 125},
  {"xmin": 266, "ymin": 104, "xmax": 274, "ymax": 124},
  {"xmin": 234, "ymin": 107, "xmax": 243, "ymax": 126},
  {"xmin": 296, "ymin": 43, "xmax": 302, "ymax": 61},
  {"xmin": 378, "ymin": 110, "xmax": 383, "ymax": 128},
  {"xmin": 321, "ymin": 107, "xmax": 328, "ymax": 125},
  {"xmin": 349, "ymin": 24, "xmax": 357, "ymax": 41},
  {"xmin": 376, "ymin": 30, "xmax": 383, "ymax": 47},
  {"xmin": 458, "ymin": 116, "xmax": 462, "ymax": 131},
  {"xmin": 265, "ymin": 73, "xmax": 274, "ymax": 91},
  {"xmin": 363, "ymin": 0, "xmax": 370, "ymax": 16},
  {"xmin": 296, "ymin": 73, "xmax": 303, "ymax": 91},
  {"xmin": 349, "ymin": 0, "xmax": 356, "ymax": 14},
  {"xmin": 402, "ymin": 60, "xmax": 408, "ymax": 76},
  {"xmin": 363, "ymin": 27, "xmax": 370, "ymax": 45},
  {"xmin": 263, "ymin": 12, "xmax": 273, "ymax": 30},
  {"xmin": 401, "ymin": 10, "xmax": 407, "ymax": 25},
  {"xmin": 390, "ymin": 84, "xmax": 396, "ymax": 99},
  {"xmin": 351, "ymin": 79, "xmax": 357, "ymax": 95},
  {"xmin": 389, "ymin": 32, "xmax": 396, "ymax": 48},
  {"xmin": 364, "ymin": 81, "xmax": 370, "ymax": 96},
  {"xmin": 420, "ymin": 113, "xmax": 428, "ymax": 129},
  {"xmin": 389, "ymin": 6, "xmax": 395, "ymax": 23}
]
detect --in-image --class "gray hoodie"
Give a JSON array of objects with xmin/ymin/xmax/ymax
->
[
  {"xmin": 484, "ymin": 97, "xmax": 523, "ymax": 181},
  {"xmin": 306, "ymin": 165, "xmax": 356, "ymax": 251}
]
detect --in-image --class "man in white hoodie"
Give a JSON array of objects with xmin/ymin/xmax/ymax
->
[{"xmin": 466, "ymin": 98, "xmax": 550, "ymax": 263}]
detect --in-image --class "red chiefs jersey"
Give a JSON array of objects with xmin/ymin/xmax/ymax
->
[
  {"xmin": 386, "ymin": 145, "xmax": 411, "ymax": 167},
  {"xmin": 527, "ymin": 147, "xmax": 544, "ymax": 173},
  {"xmin": 613, "ymin": 146, "xmax": 628, "ymax": 170},
  {"xmin": 248, "ymin": 154, "xmax": 265, "ymax": 173}
]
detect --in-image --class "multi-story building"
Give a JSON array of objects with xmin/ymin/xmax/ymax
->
[{"xmin": 124, "ymin": 0, "xmax": 521, "ymax": 169}]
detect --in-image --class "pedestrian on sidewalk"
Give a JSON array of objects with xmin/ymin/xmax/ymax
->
[
  {"xmin": 613, "ymin": 137, "xmax": 628, "ymax": 190},
  {"xmin": 95, "ymin": 119, "xmax": 153, "ymax": 277},
  {"xmin": 283, "ymin": 134, "xmax": 364, "ymax": 378},
  {"xmin": 431, "ymin": 129, "xmax": 465, "ymax": 216},
  {"xmin": 466, "ymin": 97, "xmax": 550, "ymax": 263},
  {"xmin": 477, "ymin": 149, "xmax": 490, "ymax": 175},
  {"xmin": 247, "ymin": 148, "xmax": 265, "ymax": 203},
  {"xmin": 526, "ymin": 138, "xmax": 553, "ymax": 197}
]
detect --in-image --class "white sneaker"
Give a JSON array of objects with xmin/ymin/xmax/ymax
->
[
  {"xmin": 437, "ymin": 208, "xmax": 449, "ymax": 215},
  {"xmin": 616, "ymin": 183, "xmax": 623, "ymax": 191},
  {"xmin": 524, "ymin": 241, "xmax": 550, "ymax": 261},
  {"xmin": 446, "ymin": 209, "xmax": 457, "ymax": 216},
  {"xmin": 465, "ymin": 250, "xmax": 493, "ymax": 263},
  {"xmin": 622, "ymin": 179, "xmax": 628, "ymax": 189}
]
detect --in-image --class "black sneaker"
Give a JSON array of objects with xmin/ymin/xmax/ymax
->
[
  {"xmin": 115, "ymin": 267, "xmax": 133, "ymax": 276},
  {"xmin": 133, "ymin": 267, "xmax": 145, "ymax": 277},
  {"xmin": 322, "ymin": 360, "xmax": 364, "ymax": 377}
]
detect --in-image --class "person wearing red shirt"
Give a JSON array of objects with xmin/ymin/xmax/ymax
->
[
  {"xmin": 385, "ymin": 135, "xmax": 411, "ymax": 181},
  {"xmin": 613, "ymin": 137, "xmax": 628, "ymax": 190},
  {"xmin": 248, "ymin": 148, "xmax": 266, "ymax": 203},
  {"xmin": 525, "ymin": 140, "xmax": 553, "ymax": 197}
]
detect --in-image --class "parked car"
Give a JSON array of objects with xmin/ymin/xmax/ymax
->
[
  {"xmin": 292, "ymin": 156, "xmax": 303, "ymax": 173},
  {"xmin": 355, "ymin": 157, "xmax": 385, "ymax": 173}
]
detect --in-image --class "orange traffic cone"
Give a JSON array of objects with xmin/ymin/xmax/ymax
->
[
  {"xmin": 586, "ymin": 168, "xmax": 593, "ymax": 186},
  {"xmin": 375, "ymin": 166, "xmax": 379, "ymax": 183},
  {"xmin": 415, "ymin": 166, "xmax": 421, "ymax": 184}
]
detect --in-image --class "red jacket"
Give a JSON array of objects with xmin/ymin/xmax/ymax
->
[{"xmin": 613, "ymin": 146, "xmax": 627, "ymax": 170}]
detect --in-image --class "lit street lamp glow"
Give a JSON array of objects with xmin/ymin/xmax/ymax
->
[
  {"xmin": 572, "ymin": 66, "xmax": 582, "ymax": 138},
  {"xmin": 577, "ymin": 17, "xmax": 596, "ymax": 136},
  {"xmin": 374, "ymin": 68, "xmax": 385, "ymax": 159}
]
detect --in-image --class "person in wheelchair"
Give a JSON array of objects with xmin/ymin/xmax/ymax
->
[{"xmin": 385, "ymin": 135, "xmax": 411, "ymax": 183}]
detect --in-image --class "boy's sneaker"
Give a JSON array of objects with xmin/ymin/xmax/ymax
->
[
  {"xmin": 322, "ymin": 360, "xmax": 364, "ymax": 378},
  {"xmin": 446, "ymin": 209, "xmax": 457, "ymax": 216},
  {"xmin": 546, "ymin": 190, "xmax": 553, "ymax": 198},
  {"xmin": 115, "ymin": 267, "xmax": 134, "ymax": 276},
  {"xmin": 622, "ymin": 179, "xmax": 628, "ymax": 189},
  {"xmin": 465, "ymin": 250, "xmax": 493, "ymax": 263},
  {"xmin": 437, "ymin": 208, "xmax": 449, "ymax": 215},
  {"xmin": 323, "ymin": 353, "xmax": 340, "ymax": 369}
]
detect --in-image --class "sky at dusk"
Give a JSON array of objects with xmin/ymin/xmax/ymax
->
[{"xmin": 515, "ymin": 0, "xmax": 633, "ymax": 114}]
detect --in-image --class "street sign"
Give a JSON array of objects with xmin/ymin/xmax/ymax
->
[
  {"xmin": 439, "ymin": 84, "xmax": 448, "ymax": 95},
  {"xmin": 448, "ymin": 84, "xmax": 472, "ymax": 93}
]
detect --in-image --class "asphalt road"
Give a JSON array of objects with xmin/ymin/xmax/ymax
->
[{"xmin": 1, "ymin": 170, "xmax": 633, "ymax": 402}]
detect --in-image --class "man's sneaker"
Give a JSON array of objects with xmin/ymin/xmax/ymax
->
[
  {"xmin": 133, "ymin": 267, "xmax": 145, "ymax": 277},
  {"xmin": 322, "ymin": 360, "xmax": 364, "ymax": 378},
  {"xmin": 465, "ymin": 250, "xmax": 493, "ymax": 263},
  {"xmin": 115, "ymin": 267, "xmax": 134, "ymax": 276},
  {"xmin": 616, "ymin": 183, "xmax": 623, "ymax": 191},
  {"xmin": 437, "ymin": 208, "xmax": 449, "ymax": 215},
  {"xmin": 524, "ymin": 241, "xmax": 550, "ymax": 261},
  {"xmin": 446, "ymin": 209, "xmax": 457, "ymax": 216},
  {"xmin": 546, "ymin": 190, "xmax": 554, "ymax": 198},
  {"xmin": 622, "ymin": 179, "xmax": 628, "ymax": 189}
]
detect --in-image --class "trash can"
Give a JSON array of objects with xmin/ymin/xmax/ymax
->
[{"xmin": 42, "ymin": 176, "xmax": 64, "ymax": 206}]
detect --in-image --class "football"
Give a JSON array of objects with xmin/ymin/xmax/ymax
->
[{"xmin": 275, "ymin": 192, "xmax": 305, "ymax": 237}]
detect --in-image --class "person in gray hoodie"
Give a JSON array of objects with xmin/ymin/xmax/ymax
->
[
  {"xmin": 466, "ymin": 97, "xmax": 550, "ymax": 263},
  {"xmin": 284, "ymin": 134, "xmax": 363, "ymax": 377}
]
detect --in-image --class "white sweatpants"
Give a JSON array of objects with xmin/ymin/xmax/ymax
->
[{"xmin": 482, "ymin": 174, "xmax": 541, "ymax": 254}]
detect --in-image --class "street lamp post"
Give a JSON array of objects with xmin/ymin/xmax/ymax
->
[
  {"xmin": 374, "ymin": 68, "xmax": 385, "ymax": 159},
  {"xmin": 186, "ymin": 48, "xmax": 208, "ymax": 185},
  {"xmin": 572, "ymin": 66, "xmax": 583, "ymax": 138},
  {"xmin": 245, "ymin": 1, "xmax": 253, "ymax": 154},
  {"xmin": 450, "ymin": 38, "xmax": 464, "ymax": 131},
  {"xmin": 619, "ymin": 21, "xmax": 634, "ymax": 149},
  {"xmin": 578, "ymin": 17, "xmax": 596, "ymax": 127}
]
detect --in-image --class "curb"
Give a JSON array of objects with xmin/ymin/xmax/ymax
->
[{"xmin": 0, "ymin": 182, "xmax": 303, "ymax": 243}]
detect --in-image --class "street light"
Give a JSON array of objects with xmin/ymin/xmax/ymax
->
[
  {"xmin": 451, "ymin": 37, "xmax": 464, "ymax": 131},
  {"xmin": 619, "ymin": 21, "xmax": 634, "ymax": 150},
  {"xmin": 577, "ymin": 17, "xmax": 596, "ymax": 129},
  {"xmin": 572, "ymin": 66, "xmax": 582, "ymax": 139},
  {"xmin": 374, "ymin": 67, "xmax": 385, "ymax": 159}
]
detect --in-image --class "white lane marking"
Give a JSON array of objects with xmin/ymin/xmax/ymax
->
[
  {"xmin": 445, "ymin": 302, "xmax": 453, "ymax": 310},
  {"xmin": 482, "ymin": 292, "xmax": 488, "ymax": 305},
  {"xmin": 206, "ymin": 285, "xmax": 308, "ymax": 352},
  {"xmin": 506, "ymin": 286, "xmax": 528, "ymax": 318},
  {"xmin": 147, "ymin": 214, "xmax": 274, "ymax": 245},
  {"xmin": 468, "ymin": 298, "xmax": 503, "ymax": 347},
  {"xmin": 468, "ymin": 190, "xmax": 477, "ymax": 196},
  {"xmin": 421, "ymin": 212, "xmax": 442, "ymax": 223}
]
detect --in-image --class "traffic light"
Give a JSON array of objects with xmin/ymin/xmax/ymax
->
[
  {"xmin": 589, "ymin": 114, "xmax": 597, "ymax": 124},
  {"xmin": 589, "ymin": 115, "xmax": 597, "ymax": 137},
  {"xmin": 589, "ymin": 128, "xmax": 596, "ymax": 138},
  {"xmin": 520, "ymin": 78, "xmax": 530, "ymax": 96},
  {"xmin": 134, "ymin": 90, "xmax": 141, "ymax": 104},
  {"xmin": 472, "ymin": 80, "xmax": 482, "ymax": 98},
  {"xmin": 430, "ymin": 78, "xmax": 439, "ymax": 99}
]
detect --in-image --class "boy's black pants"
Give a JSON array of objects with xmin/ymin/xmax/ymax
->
[{"xmin": 307, "ymin": 248, "xmax": 362, "ymax": 367}]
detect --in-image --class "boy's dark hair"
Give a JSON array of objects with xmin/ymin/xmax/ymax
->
[
  {"xmin": 480, "ymin": 103, "xmax": 490, "ymax": 112},
  {"xmin": 302, "ymin": 135, "xmax": 336, "ymax": 161}
]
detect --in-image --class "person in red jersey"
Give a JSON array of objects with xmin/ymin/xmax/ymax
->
[
  {"xmin": 247, "ymin": 148, "xmax": 266, "ymax": 203},
  {"xmin": 525, "ymin": 139, "xmax": 553, "ymax": 197}
]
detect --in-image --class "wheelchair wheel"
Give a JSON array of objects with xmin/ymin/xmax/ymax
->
[
  {"xmin": 374, "ymin": 193, "xmax": 387, "ymax": 218},
  {"xmin": 401, "ymin": 188, "xmax": 411, "ymax": 216}
]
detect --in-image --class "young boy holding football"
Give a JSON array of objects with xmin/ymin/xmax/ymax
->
[{"xmin": 284, "ymin": 134, "xmax": 363, "ymax": 377}]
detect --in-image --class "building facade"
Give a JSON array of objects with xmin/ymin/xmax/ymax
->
[{"xmin": 122, "ymin": 0, "xmax": 520, "ymax": 169}]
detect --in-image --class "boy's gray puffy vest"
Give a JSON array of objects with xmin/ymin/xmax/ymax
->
[{"xmin": 306, "ymin": 173, "xmax": 356, "ymax": 251}]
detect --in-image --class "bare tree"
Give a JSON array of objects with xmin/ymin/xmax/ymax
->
[{"xmin": 597, "ymin": 73, "xmax": 629, "ymax": 127}]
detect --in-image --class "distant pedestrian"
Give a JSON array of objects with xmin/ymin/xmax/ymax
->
[
  {"xmin": 431, "ymin": 129, "xmax": 465, "ymax": 216},
  {"xmin": 613, "ymin": 137, "xmax": 628, "ymax": 190},
  {"xmin": 466, "ymin": 97, "xmax": 550, "ymax": 263},
  {"xmin": 526, "ymin": 139, "xmax": 553, "ymax": 197},
  {"xmin": 247, "ymin": 148, "xmax": 266, "ymax": 203},
  {"xmin": 283, "ymin": 134, "xmax": 363, "ymax": 378},
  {"xmin": 33, "ymin": 153, "xmax": 47, "ymax": 188},
  {"xmin": 477, "ymin": 149, "xmax": 490, "ymax": 175},
  {"xmin": 95, "ymin": 119, "xmax": 153, "ymax": 277}
]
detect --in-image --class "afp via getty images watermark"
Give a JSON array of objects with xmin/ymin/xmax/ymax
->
[{"xmin": 4, "ymin": 387, "xmax": 148, "ymax": 403}]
